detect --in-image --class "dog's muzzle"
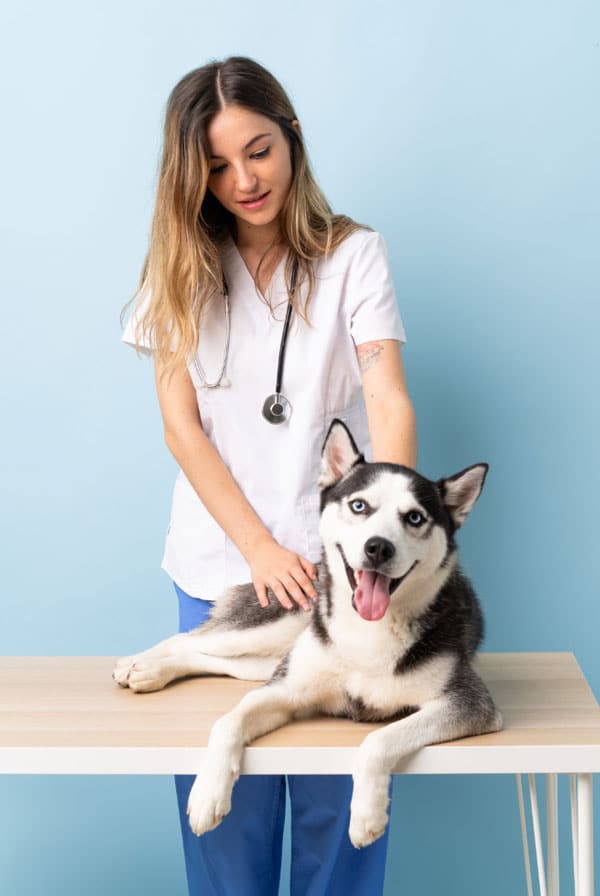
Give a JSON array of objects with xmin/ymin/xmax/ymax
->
[{"xmin": 337, "ymin": 544, "xmax": 418, "ymax": 621}]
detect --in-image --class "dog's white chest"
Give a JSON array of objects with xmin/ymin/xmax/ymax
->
[
  {"xmin": 342, "ymin": 652, "xmax": 455, "ymax": 717},
  {"xmin": 326, "ymin": 602, "xmax": 457, "ymax": 716}
]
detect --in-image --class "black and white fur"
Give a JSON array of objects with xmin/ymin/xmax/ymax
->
[{"xmin": 113, "ymin": 419, "xmax": 502, "ymax": 848}]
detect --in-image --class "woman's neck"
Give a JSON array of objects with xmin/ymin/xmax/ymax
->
[{"xmin": 234, "ymin": 219, "xmax": 283, "ymax": 253}]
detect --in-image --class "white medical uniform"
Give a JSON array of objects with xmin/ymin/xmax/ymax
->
[{"xmin": 121, "ymin": 227, "xmax": 406, "ymax": 599}]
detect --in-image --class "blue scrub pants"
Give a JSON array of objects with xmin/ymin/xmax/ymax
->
[{"xmin": 172, "ymin": 580, "xmax": 391, "ymax": 896}]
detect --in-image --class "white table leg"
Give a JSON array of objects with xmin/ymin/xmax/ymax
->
[
  {"xmin": 570, "ymin": 775, "xmax": 579, "ymax": 896},
  {"xmin": 529, "ymin": 773, "xmax": 548, "ymax": 896},
  {"xmin": 547, "ymin": 774, "xmax": 559, "ymax": 896},
  {"xmin": 577, "ymin": 774, "xmax": 594, "ymax": 896},
  {"xmin": 516, "ymin": 774, "xmax": 534, "ymax": 896}
]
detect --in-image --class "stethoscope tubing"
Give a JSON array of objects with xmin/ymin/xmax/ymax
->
[{"xmin": 194, "ymin": 252, "xmax": 299, "ymax": 425}]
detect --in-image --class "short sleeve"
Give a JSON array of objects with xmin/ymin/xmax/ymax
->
[
  {"xmin": 121, "ymin": 287, "xmax": 155, "ymax": 357},
  {"xmin": 344, "ymin": 231, "xmax": 407, "ymax": 346}
]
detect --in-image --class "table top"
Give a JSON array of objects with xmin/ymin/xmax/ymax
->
[{"xmin": 1, "ymin": 653, "xmax": 599, "ymax": 775}]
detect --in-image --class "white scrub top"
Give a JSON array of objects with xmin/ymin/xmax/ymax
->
[{"xmin": 121, "ymin": 227, "xmax": 407, "ymax": 599}]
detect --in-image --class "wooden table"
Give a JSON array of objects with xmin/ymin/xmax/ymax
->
[{"xmin": 1, "ymin": 652, "xmax": 598, "ymax": 895}]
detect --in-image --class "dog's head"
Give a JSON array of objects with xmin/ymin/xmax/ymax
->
[{"xmin": 317, "ymin": 419, "xmax": 488, "ymax": 621}]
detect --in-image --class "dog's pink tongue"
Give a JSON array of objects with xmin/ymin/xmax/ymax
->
[{"xmin": 354, "ymin": 570, "xmax": 391, "ymax": 621}]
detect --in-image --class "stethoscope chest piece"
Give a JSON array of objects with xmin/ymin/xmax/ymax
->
[{"xmin": 262, "ymin": 392, "xmax": 292, "ymax": 424}]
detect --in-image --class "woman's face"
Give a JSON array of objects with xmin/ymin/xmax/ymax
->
[{"xmin": 206, "ymin": 104, "xmax": 297, "ymax": 242}]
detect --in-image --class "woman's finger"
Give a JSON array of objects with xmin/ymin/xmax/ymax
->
[
  {"xmin": 299, "ymin": 557, "xmax": 319, "ymax": 584},
  {"xmin": 255, "ymin": 583, "xmax": 269, "ymax": 608},
  {"xmin": 270, "ymin": 581, "xmax": 293, "ymax": 610},
  {"xmin": 280, "ymin": 573, "xmax": 310, "ymax": 611},
  {"xmin": 295, "ymin": 562, "xmax": 319, "ymax": 601}
]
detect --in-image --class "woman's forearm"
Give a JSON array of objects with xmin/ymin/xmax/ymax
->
[
  {"xmin": 165, "ymin": 424, "xmax": 274, "ymax": 563},
  {"xmin": 368, "ymin": 397, "xmax": 418, "ymax": 468}
]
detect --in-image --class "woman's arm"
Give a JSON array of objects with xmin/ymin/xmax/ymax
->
[
  {"xmin": 153, "ymin": 356, "xmax": 318, "ymax": 608},
  {"xmin": 355, "ymin": 339, "xmax": 418, "ymax": 468},
  {"xmin": 153, "ymin": 356, "xmax": 274, "ymax": 563}
]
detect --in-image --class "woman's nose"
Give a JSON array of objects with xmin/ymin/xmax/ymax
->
[{"xmin": 234, "ymin": 163, "xmax": 258, "ymax": 192}]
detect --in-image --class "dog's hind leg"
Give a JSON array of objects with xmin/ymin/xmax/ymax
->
[
  {"xmin": 112, "ymin": 631, "xmax": 210, "ymax": 687},
  {"xmin": 113, "ymin": 615, "xmax": 301, "ymax": 689},
  {"xmin": 124, "ymin": 653, "xmax": 280, "ymax": 692}
]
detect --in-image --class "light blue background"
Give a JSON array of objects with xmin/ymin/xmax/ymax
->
[{"xmin": 1, "ymin": 1, "xmax": 598, "ymax": 893}]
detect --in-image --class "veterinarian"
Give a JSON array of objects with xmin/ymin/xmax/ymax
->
[{"xmin": 121, "ymin": 55, "xmax": 417, "ymax": 896}]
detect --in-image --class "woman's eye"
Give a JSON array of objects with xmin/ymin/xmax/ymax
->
[
  {"xmin": 350, "ymin": 499, "xmax": 366, "ymax": 514},
  {"xmin": 209, "ymin": 147, "xmax": 270, "ymax": 176},
  {"xmin": 406, "ymin": 511, "xmax": 425, "ymax": 527}
]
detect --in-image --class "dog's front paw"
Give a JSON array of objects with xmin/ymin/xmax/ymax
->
[
  {"xmin": 187, "ymin": 752, "xmax": 240, "ymax": 837},
  {"xmin": 348, "ymin": 793, "xmax": 389, "ymax": 849},
  {"xmin": 348, "ymin": 770, "xmax": 391, "ymax": 849}
]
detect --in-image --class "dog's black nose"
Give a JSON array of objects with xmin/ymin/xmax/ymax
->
[{"xmin": 364, "ymin": 537, "xmax": 395, "ymax": 566}]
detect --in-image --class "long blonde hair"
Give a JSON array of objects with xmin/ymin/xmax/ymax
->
[{"xmin": 120, "ymin": 56, "xmax": 371, "ymax": 383}]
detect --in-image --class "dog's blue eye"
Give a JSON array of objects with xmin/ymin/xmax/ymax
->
[
  {"xmin": 350, "ymin": 500, "xmax": 366, "ymax": 514},
  {"xmin": 407, "ymin": 511, "xmax": 425, "ymax": 526}
]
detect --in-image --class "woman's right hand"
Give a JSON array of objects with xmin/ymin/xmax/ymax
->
[{"xmin": 250, "ymin": 536, "xmax": 319, "ymax": 611}]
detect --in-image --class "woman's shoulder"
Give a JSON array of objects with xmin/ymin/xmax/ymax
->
[
  {"xmin": 317, "ymin": 225, "xmax": 387, "ymax": 273},
  {"xmin": 334, "ymin": 224, "xmax": 378, "ymax": 251}
]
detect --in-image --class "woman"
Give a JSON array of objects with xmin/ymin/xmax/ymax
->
[{"xmin": 121, "ymin": 55, "xmax": 417, "ymax": 896}]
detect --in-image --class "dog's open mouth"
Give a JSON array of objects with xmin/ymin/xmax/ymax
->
[{"xmin": 338, "ymin": 546, "xmax": 418, "ymax": 621}]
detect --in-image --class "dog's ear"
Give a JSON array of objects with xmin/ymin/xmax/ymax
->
[
  {"xmin": 437, "ymin": 463, "xmax": 488, "ymax": 529},
  {"xmin": 318, "ymin": 419, "xmax": 365, "ymax": 489}
]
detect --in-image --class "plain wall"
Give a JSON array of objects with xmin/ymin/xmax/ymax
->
[{"xmin": 1, "ymin": 1, "xmax": 598, "ymax": 893}]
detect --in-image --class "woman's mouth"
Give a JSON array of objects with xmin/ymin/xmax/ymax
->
[{"xmin": 238, "ymin": 190, "xmax": 270, "ymax": 209}]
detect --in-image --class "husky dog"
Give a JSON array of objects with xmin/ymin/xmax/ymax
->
[{"xmin": 113, "ymin": 419, "xmax": 502, "ymax": 848}]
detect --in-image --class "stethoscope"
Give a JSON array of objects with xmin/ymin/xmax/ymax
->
[{"xmin": 193, "ymin": 255, "xmax": 299, "ymax": 425}]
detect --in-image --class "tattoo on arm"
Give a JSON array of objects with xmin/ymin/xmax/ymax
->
[{"xmin": 356, "ymin": 341, "xmax": 384, "ymax": 373}]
